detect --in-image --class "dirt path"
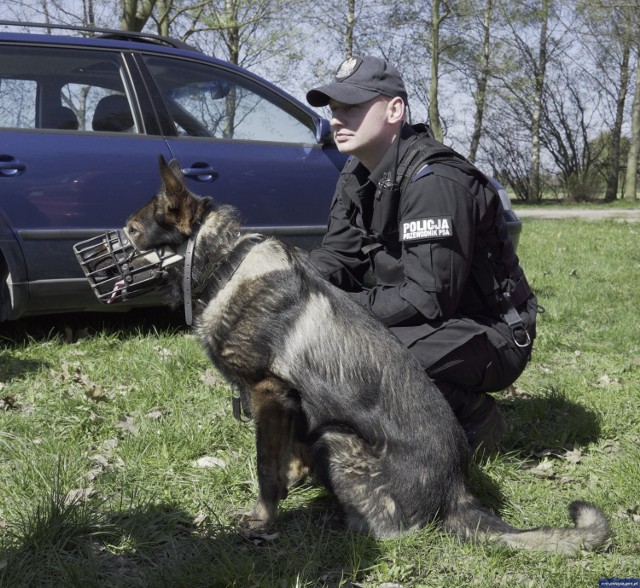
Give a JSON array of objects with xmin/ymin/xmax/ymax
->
[{"xmin": 513, "ymin": 207, "xmax": 640, "ymax": 222}]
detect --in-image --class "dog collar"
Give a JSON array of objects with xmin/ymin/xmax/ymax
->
[
  {"xmin": 182, "ymin": 224, "xmax": 201, "ymax": 326},
  {"xmin": 182, "ymin": 229, "xmax": 267, "ymax": 327}
]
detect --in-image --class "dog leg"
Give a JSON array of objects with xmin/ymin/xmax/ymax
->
[
  {"xmin": 242, "ymin": 376, "xmax": 303, "ymax": 530},
  {"xmin": 286, "ymin": 440, "xmax": 312, "ymax": 489},
  {"xmin": 287, "ymin": 409, "xmax": 312, "ymax": 487}
]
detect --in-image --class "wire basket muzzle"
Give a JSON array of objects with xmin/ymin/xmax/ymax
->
[{"xmin": 73, "ymin": 229, "xmax": 181, "ymax": 304}]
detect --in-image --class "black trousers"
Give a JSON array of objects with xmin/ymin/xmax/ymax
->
[{"xmin": 391, "ymin": 296, "xmax": 537, "ymax": 397}]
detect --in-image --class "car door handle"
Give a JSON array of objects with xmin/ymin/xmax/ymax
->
[
  {"xmin": 0, "ymin": 156, "xmax": 26, "ymax": 176},
  {"xmin": 181, "ymin": 163, "xmax": 219, "ymax": 183}
]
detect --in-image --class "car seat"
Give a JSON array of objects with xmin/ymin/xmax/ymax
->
[{"xmin": 92, "ymin": 95, "xmax": 134, "ymax": 132}]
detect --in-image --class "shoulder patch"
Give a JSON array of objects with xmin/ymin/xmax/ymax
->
[
  {"xmin": 400, "ymin": 216, "xmax": 453, "ymax": 241},
  {"xmin": 411, "ymin": 164, "xmax": 434, "ymax": 183}
]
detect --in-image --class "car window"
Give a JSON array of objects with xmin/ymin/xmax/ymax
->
[
  {"xmin": 143, "ymin": 55, "xmax": 316, "ymax": 143},
  {"xmin": 0, "ymin": 45, "xmax": 138, "ymax": 133},
  {"xmin": 0, "ymin": 78, "xmax": 37, "ymax": 128}
]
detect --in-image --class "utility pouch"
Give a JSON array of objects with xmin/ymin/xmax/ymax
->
[{"xmin": 370, "ymin": 172, "xmax": 401, "ymax": 242}]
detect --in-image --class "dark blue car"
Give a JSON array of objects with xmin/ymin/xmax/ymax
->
[{"xmin": 0, "ymin": 22, "xmax": 520, "ymax": 320}]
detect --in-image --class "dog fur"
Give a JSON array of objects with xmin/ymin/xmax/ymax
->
[{"xmin": 123, "ymin": 155, "xmax": 610, "ymax": 553}]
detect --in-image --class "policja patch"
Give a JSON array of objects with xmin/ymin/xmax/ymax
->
[{"xmin": 400, "ymin": 216, "xmax": 453, "ymax": 241}]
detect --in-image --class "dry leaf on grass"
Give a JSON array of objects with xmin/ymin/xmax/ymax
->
[
  {"xmin": 57, "ymin": 361, "xmax": 110, "ymax": 402},
  {"xmin": 64, "ymin": 486, "xmax": 95, "ymax": 506},
  {"xmin": 617, "ymin": 505, "xmax": 640, "ymax": 522},
  {"xmin": 191, "ymin": 456, "xmax": 226, "ymax": 469},
  {"xmin": 596, "ymin": 374, "xmax": 621, "ymax": 388},
  {"xmin": 146, "ymin": 407, "xmax": 167, "ymax": 420},
  {"xmin": 193, "ymin": 512, "xmax": 208, "ymax": 527},
  {"xmin": 154, "ymin": 346, "xmax": 174, "ymax": 359},
  {"xmin": 563, "ymin": 446, "xmax": 583, "ymax": 464},
  {"xmin": 530, "ymin": 458, "xmax": 556, "ymax": 479},
  {"xmin": 503, "ymin": 384, "xmax": 533, "ymax": 399},
  {"xmin": 114, "ymin": 416, "xmax": 138, "ymax": 435},
  {"xmin": 200, "ymin": 368, "xmax": 223, "ymax": 387},
  {"xmin": 85, "ymin": 452, "xmax": 124, "ymax": 482}
]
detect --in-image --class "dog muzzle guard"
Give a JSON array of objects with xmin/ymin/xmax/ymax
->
[{"xmin": 73, "ymin": 229, "xmax": 184, "ymax": 304}]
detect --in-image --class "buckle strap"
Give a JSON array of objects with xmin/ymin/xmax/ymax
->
[
  {"xmin": 509, "ymin": 275, "xmax": 531, "ymax": 309},
  {"xmin": 502, "ymin": 292, "xmax": 531, "ymax": 348}
]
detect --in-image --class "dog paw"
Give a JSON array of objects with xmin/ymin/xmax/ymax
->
[
  {"xmin": 240, "ymin": 514, "xmax": 270, "ymax": 531},
  {"xmin": 240, "ymin": 503, "xmax": 275, "ymax": 532}
]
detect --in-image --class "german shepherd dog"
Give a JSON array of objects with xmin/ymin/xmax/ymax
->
[{"xmin": 119, "ymin": 156, "xmax": 610, "ymax": 553}]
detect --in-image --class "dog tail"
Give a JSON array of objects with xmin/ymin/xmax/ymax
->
[{"xmin": 443, "ymin": 493, "xmax": 610, "ymax": 554}]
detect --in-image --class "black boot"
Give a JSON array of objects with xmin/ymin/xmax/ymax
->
[{"xmin": 435, "ymin": 382, "xmax": 507, "ymax": 452}]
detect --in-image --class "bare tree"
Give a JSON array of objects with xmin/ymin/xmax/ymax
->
[
  {"xmin": 624, "ymin": 47, "xmax": 640, "ymax": 200},
  {"xmin": 467, "ymin": 0, "xmax": 493, "ymax": 163},
  {"xmin": 541, "ymin": 62, "xmax": 605, "ymax": 200},
  {"xmin": 578, "ymin": 0, "xmax": 638, "ymax": 201},
  {"xmin": 527, "ymin": 0, "xmax": 549, "ymax": 202},
  {"xmin": 485, "ymin": 0, "xmax": 573, "ymax": 201},
  {"xmin": 427, "ymin": 0, "xmax": 452, "ymax": 141}
]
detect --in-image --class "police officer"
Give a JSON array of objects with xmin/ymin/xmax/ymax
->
[{"xmin": 306, "ymin": 55, "xmax": 538, "ymax": 451}]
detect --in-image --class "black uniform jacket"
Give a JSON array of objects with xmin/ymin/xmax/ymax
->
[{"xmin": 310, "ymin": 124, "xmax": 531, "ymax": 361}]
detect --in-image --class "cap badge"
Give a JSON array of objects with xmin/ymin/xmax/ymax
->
[{"xmin": 336, "ymin": 57, "xmax": 360, "ymax": 80}]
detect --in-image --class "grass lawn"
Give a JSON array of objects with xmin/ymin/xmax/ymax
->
[{"xmin": 0, "ymin": 219, "xmax": 639, "ymax": 587}]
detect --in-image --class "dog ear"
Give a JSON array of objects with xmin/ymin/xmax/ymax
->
[
  {"xmin": 158, "ymin": 155, "xmax": 189, "ymax": 208},
  {"xmin": 167, "ymin": 158, "xmax": 185, "ymax": 181}
]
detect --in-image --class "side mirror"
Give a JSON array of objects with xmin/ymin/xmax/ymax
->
[{"xmin": 315, "ymin": 118, "xmax": 333, "ymax": 144}]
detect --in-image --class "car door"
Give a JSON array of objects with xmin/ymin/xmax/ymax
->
[
  {"xmin": 0, "ymin": 42, "xmax": 174, "ymax": 314},
  {"xmin": 137, "ymin": 52, "xmax": 345, "ymax": 250}
]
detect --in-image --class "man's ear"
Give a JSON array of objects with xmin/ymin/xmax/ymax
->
[{"xmin": 387, "ymin": 96, "xmax": 405, "ymax": 125}]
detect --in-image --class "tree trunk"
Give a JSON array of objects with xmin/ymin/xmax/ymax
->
[
  {"xmin": 120, "ymin": 0, "xmax": 156, "ymax": 32},
  {"xmin": 345, "ymin": 0, "xmax": 355, "ymax": 58},
  {"xmin": 156, "ymin": 0, "xmax": 171, "ymax": 37},
  {"xmin": 468, "ymin": 0, "xmax": 492, "ymax": 163},
  {"xmin": 624, "ymin": 49, "xmax": 640, "ymax": 201},
  {"xmin": 222, "ymin": 0, "xmax": 240, "ymax": 139},
  {"xmin": 529, "ymin": 0, "xmax": 549, "ymax": 203},
  {"xmin": 429, "ymin": 0, "xmax": 444, "ymax": 141},
  {"xmin": 604, "ymin": 16, "xmax": 631, "ymax": 202}
]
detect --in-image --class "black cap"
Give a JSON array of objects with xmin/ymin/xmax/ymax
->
[{"xmin": 306, "ymin": 56, "xmax": 407, "ymax": 107}]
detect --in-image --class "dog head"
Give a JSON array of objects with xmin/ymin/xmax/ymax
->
[
  {"xmin": 74, "ymin": 155, "xmax": 212, "ymax": 304},
  {"xmin": 75, "ymin": 155, "xmax": 244, "ymax": 305},
  {"xmin": 125, "ymin": 155, "xmax": 214, "ymax": 251}
]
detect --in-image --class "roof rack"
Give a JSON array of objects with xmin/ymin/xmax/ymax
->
[{"xmin": 0, "ymin": 20, "xmax": 197, "ymax": 52}]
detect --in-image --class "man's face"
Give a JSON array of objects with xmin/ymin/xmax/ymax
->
[{"xmin": 328, "ymin": 96, "xmax": 394, "ymax": 168}]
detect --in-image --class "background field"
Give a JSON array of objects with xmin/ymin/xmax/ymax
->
[{"xmin": 1, "ymin": 218, "xmax": 639, "ymax": 587}]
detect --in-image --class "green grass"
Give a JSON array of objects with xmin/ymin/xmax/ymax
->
[
  {"xmin": 512, "ymin": 197, "xmax": 640, "ymax": 209},
  {"xmin": 1, "ymin": 219, "xmax": 639, "ymax": 587}
]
